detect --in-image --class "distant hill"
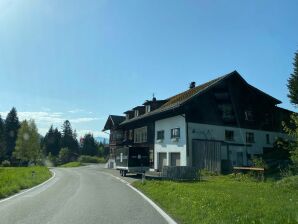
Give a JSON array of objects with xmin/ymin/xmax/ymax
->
[{"xmin": 94, "ymin": 137, "xmax": 109, "ymax": 144}]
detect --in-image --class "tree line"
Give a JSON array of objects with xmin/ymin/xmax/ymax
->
[{"xmin": 0, "ymin": 108, "xmax": 108, "ymax": 166}]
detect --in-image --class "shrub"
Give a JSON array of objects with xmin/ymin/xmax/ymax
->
[
  {"xmin": 1, "ymin": 160, "xmax": 10, "ymax": 167},
  {"xmin": 78, "ymin": 155, "xmax": 106, "ymax": 164},
  {"xmin": 58, "ymin": 148, "xmax": 71, "ymax": 164},
  {"xmin": 78, "ymin": 155, "xmax": 98, "ymax": 163},
  {"xmin": 199, "ymin": 168, "xmax": 218, "ymax": 177},
  {"xmin": 276, "ymin": 175, "xmax": 298, "ymax": 189}
]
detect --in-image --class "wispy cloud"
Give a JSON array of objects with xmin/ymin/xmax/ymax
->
[{"xmin": 68, "ymin": 109, "xmax": 84, "ymax": 114}]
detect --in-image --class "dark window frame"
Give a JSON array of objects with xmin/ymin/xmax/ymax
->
[
  {"xmin": 246, "ymin": 132, "xmax": 255, "ymax": 143},
  {"xmin": 157, "ymin": 130, "xmax": 165, "ymax": 140},
  {"xmin": 225, "ymin": 130, "xmax": 234, "ymax": 141},
  {"xmin": 171, "ymin": 128, "xmax": 180, "ymax": 139}
]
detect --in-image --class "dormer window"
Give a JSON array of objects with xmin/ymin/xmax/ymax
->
[
  {"xmin": 134, "ymin": 110, "xmax": 139, "ymax": 117},
  {"xmin": 126, "ymin": 114, "xmax": 130, "ymax": 120},
  {"xmin": 145, "ymin": 105, "xmax": 151, "ymax": 113}
]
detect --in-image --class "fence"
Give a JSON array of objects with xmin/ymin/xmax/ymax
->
[{"xmin": 161, "ymin": 166, "xmax": 199, "ymax": 181}]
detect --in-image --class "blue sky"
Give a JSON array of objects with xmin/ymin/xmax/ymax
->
[{"xmin": 0, "ymin": 0, "xmax": 297, "ymax": 137}]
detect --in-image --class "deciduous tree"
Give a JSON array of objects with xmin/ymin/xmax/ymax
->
[{"xmin": 13, "ymin": 120, "xmax": 41, "ymax": 165}]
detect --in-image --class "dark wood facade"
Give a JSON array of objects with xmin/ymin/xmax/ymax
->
[{"xmin": 184, "ymin": 74, "xmax": 290, "ymax": 132}]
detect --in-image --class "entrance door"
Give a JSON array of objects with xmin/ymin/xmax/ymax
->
[
  {"xmin": 170, "ymin": 153, "xmax": 180, "ymax": 166},
  {"xmin": 158, "ymin": 153, "xmax": 167, "ymax": 170}
]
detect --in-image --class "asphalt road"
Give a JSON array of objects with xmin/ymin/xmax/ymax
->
[{"xmin": 0, "ymin": 166, "xmax": 167, "ymax": 224}]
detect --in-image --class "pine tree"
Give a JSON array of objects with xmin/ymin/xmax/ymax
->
[
  {"xmin": 61, "ymin": 120, "xmax": 79, "ymax": 157},
  {"xmin": 284, "ymin": 50, "xmax": 298, "ymax": 173},
  {"xmin": 13, "ymin": 120, "xmax": 41, "ymax": 165},
  {"xmin": 0, "ymin": 116, "xmax": 6, "ymax": 161},
  {"xmin": 82, "ymin": 133, "xmax": 98, "ymax": 156},
  {"xmin": 43, "ymin": 126, "xmax": 61, "ymax": 156},
  {"xmin": 5, "ymin": 107, "xmax": 20, "ymax": 160},
  {"xmin": 287, "ymin": 51, "xmax": 298, "ymax": 107}
]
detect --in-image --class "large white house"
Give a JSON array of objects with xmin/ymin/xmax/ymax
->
[{"xmin": 103, "ymin": 71, "xmax": 292, "ymax": 173}]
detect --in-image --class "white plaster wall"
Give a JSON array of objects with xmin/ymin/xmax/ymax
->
[
  {"xmin": 154, "ymin": 115, "xmax": 186, "ymax": 169},
  {"xmin": 188, "ymin": 122, "xmax": 289, "ymax": 166}
]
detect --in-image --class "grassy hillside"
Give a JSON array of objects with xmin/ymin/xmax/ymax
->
[
  {"xmin": 0, "ymin": 166, "xmax": 52, "ymax": 199},
  {"xmin": 133, "ymin": 176, "xmax": 298, "ymax": 224}
]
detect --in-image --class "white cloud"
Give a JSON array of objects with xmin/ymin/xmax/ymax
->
[
  {"xmin": 70, "ymin": 117, "xmax": 99, "ymax": 123},
  {"xmin": 0, "ymin": 111, "xmax": 104, "ymax": 137},
  {"xmin": 68, "ymin": 109, "xmax": 84, "ymax": 114},
  {"xmin": 75, "ymin": 129, "xmax": 109, "ymax": 138}
]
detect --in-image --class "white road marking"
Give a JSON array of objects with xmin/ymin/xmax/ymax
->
[
  {"xmin": 0, "ymin": 170, "xmax": 56, "ymax": 204},
  {"xmin": 99, "ymin": 171, "xmax": 177, "ymax": 224}
]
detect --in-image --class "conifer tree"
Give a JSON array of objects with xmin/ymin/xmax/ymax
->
[{"xmin": 5, "ymin": 107, "xmax": 20, "ymax": 160}]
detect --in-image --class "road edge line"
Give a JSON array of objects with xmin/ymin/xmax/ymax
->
[
  {"xmin": 0, "ymin": 169, "xmax": 56, "ymax": 204},
  {"xmin": 99, "ymin": 172, "xmax": 177, "ymax": 224}
]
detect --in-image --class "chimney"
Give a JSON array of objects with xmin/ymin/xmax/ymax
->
[
  {"xmin": 189, "ymin": 82, "xmax": 196, "ymax": 89},
  {"xmin": 152, "ymin": 93, "xmax": 156, "ymax": 102}
]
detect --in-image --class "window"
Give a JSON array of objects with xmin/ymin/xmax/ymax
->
[
  {"xmin": 219, "ymin": 104, "xmax": 234, "ymax": 121},
  {"xmin": 266, "ymin": 134, "xmax": 270, "ymax": 144},
  {"xmin": 134, "ymin": 110, "xmax": 139, "ymax": 117},
  {"xmin": 157, "ymin": 130, "xmax": 164, "ymax": 140},
  {"xmin": 126, "ymin": 114, "xmax": 130, "ymax": 120},
  {"xmin": 246, "ymin": 132, "xmax": 255, "ymax": 143},
  {"xmin": 129, "ymin": 130, "xmax": 133, "ymax": 140},
  {"xmin": 171, "ymin": 128, "xmax": 180, "ymax": 139},
  {"xmin": 134, "ymin": 126, "xmax": 147, "ymax": 143},
  {"xmin": 225, "ymin": 130, "xmax": 234, "ymax": 141},
  {"xmin": 145, "ymin": 105, "xmax": 151, "ymax": 113},
  {"xmin": 245, "ymin": 110, "xmax": 254, "ymax": 121}
]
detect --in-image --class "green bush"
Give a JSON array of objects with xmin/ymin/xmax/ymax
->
[
  {"xmin": 276, "ymin": 175, "xmax": 298, "ymax": 189},
  {"xmin": 1, "ymin": 160, "xmax": 11, "ymax": 167},
  {"xmin": 58, "ymin": 148, "xmax": 71, "ymax": 164},
  {"xmin": 78, "ymin": 155, "xmax": 106, "ymax": 164}
]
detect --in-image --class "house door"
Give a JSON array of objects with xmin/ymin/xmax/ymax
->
[
  {"xmin": 158, "ymin": 153, "xmax": 167, "ymax": 170},
  {"xmin": 170, "ymin": 153, "xmax": 180, "ymax": 166}
]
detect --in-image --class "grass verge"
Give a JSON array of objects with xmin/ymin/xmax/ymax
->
[
  {"xmin": 0, "ymin": 166, "xmax": 52, "ymax": 199},
  {"xmin": 133, "ymin": 176, "xmax": 298, "ymax": 224},
  {"xmin": 60, "ymin": 161, "xmax": 83, "ymax": 167}
]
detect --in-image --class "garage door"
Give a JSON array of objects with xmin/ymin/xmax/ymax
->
[{"xmin": 192, "ymin": 140, "xmax": 221, "ymax": 172}]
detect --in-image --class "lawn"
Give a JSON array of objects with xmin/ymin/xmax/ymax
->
[
  {"xmin": 133, "ymin": 176, "xmax": 298, "ymax": 224},
  {"xmin": 60, "ymin": 161, "xmax": 83, "ymax": 167},
  {"xmin": 0, "ymin": 166, "xmax": 52, "ymax": 199}
]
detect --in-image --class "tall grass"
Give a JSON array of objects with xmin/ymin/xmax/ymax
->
[
  {"xmin": 0, "ymin": 166, "xmax": 52, "ymax": 199},
  {"xmin": 133, "ymin": 176, "xmax": 298, "ymax": 224}
]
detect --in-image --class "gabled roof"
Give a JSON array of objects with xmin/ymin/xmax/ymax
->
[
  {"xmin": 102, "ymin": 115, "xmax": 125, "ymax": 131},
  {"xmin": 120, "ymin": 70, "xmax": 281, "ymax": 125}
]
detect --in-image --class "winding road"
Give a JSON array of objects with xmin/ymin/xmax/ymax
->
[{"xmin": 0, "ymin": 166, "xmax": 168, "ymax": 224}]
